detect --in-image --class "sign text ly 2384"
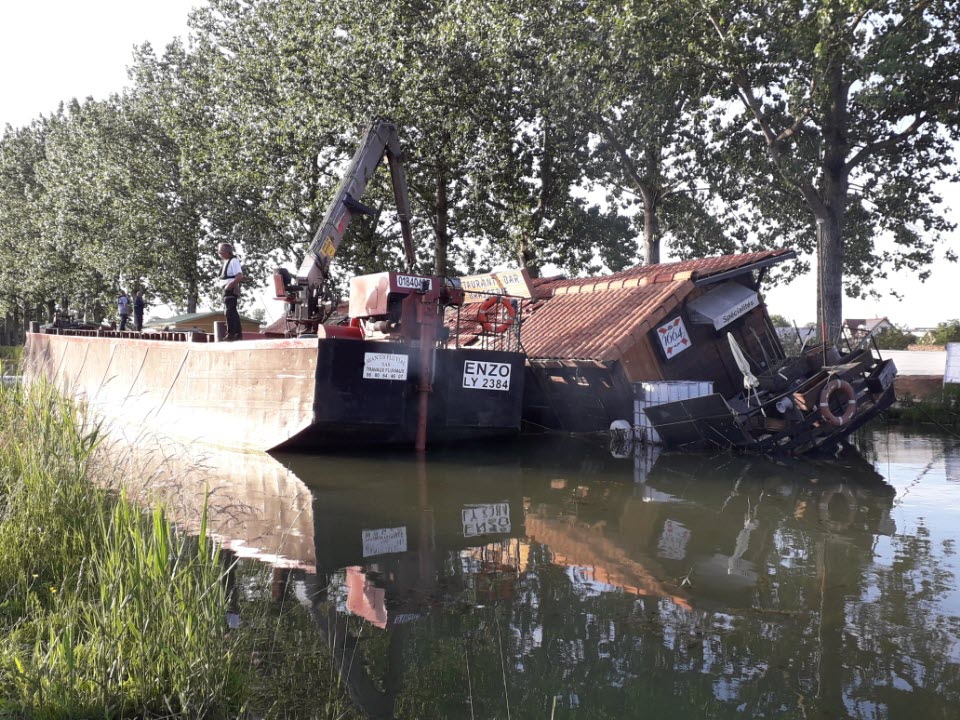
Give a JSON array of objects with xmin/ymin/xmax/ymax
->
[{"xmin": 463, "ymin": 360, "xmax": 511, "ymax": 391}]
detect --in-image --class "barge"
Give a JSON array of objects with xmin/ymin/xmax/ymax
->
[{"xmin": 23, "ymin": 272, "xmax": 526, "ymax": 453}]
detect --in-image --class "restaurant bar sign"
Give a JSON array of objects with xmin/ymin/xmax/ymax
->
[
  {"xmin": 460, "ymin": 268, "xmax": 534, "ymax": 303},
  {"xmin": 655, "ymin": 316, "xmax": 692, "ymax": 359}
]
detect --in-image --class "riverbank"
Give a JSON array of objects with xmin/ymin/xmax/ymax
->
[
  {"xmin": 887, "ymin": 383, "xmax": 960, "ymax": 429},
  {"xmin": 0, "ymin": 379, "xmax": 357, "ymax": 718}
]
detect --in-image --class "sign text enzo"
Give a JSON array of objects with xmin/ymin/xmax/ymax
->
[{"xmin": 462, "ymin": 360, "xmax": 511, "ymax": 391}]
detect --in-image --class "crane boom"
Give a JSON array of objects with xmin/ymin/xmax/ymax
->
[{"xmin": 297, "ymin": 120, "xmax": 416, "ymax": 287}]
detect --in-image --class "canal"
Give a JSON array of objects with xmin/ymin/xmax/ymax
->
[{"xmin": 122, "ymin": 427, "xmax": 960, "ymax": 718}]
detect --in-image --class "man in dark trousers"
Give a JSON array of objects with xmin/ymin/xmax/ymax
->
[
  {"xmin": 117, "ymin": 289, "xmax": 130, "ymax": 331},
  {"xmin": 133, "ymin": 290, "xmax": 145, "ymax": 331},
  {"xmin": 217, "ymin": 243, "xmax": 244, "ymax": 340}
]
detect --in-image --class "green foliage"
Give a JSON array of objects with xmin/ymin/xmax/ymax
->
[
  {"xmin": 0, "ymin": 380, "xmax": 239, "ymax": 716},
  {"xmin": 769, "ymin": 314, "xmax": 791, "ymax": 328},
  {"xmin": 921, "ymin": 320, "xmax": 960, "ymax": 346},
  {"xmin": 0, "ymin": 380, "xmax": 356, "ymax": 718},
  {"xmin": 1, "ymin": 0, "xmax": 958, "ymax": 318},
  {"xmin": 874, "ymin": 325, "xmax": 915, "ymax": 350},
  {"xmin": 684, "ymin": 0, "xmax": 960, "ymax": 330}
]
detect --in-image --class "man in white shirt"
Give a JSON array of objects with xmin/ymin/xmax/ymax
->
[{"xmin": 217, "ymin": 243, "xmax": 245, "ymax": 340}]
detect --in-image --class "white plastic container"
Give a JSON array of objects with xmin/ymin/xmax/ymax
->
[{"xmin": 634, "ymin": 380, "xmax": 714, "ymax": 444}]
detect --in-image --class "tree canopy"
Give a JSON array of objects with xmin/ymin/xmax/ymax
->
[{"xmin": 0, "ymin": 0, "xmax": 956, "ymax": 335}]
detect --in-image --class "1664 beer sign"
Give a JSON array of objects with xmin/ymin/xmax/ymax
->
[{"xmin": 656, "ymin": 316, "xmax": 691, "ymax": 358}]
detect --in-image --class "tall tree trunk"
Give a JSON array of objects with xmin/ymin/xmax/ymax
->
[
  {"xmin": 518, "ymin": 241, "xmax": 540, "ymax": 278},
  {"xmin": 642, "ymin": 191, "xmax": 661, "ymax": 265},
  {"xmin": 187, "ymin": 277, "xmax": 198, "ymax": 314},
  {"xmin": 817, "ymin": 62, "xmax": 850, "ymax": 344},
  {"xmin": 816, "ymin": 214, "xmax": 844, "ymax": 344},
  {"xmin": 433, "ymin": 162, "xmax": 449, "ymax": 276}
]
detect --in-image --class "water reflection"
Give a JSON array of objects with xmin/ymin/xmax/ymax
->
[{"xmin": 113, "ymin": 429, "xmax": 960, "ymax": 718}]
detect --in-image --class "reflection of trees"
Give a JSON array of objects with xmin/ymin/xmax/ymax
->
[{"xmin": 322, "ymin": 459, "xmax": 960, "ymax": 718}]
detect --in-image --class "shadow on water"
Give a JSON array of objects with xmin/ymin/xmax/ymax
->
[{"xmin": 108, "ymin": 428, "xmax": 960, "ymax": 719}]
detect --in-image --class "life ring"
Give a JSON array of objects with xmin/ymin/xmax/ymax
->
[
  {"xmin": 477, "ymin": 296, "xmax": 517, "ymax": 334},
  {"xmin": 818, "ymin": 485, "xmax": 857, "ymax": 530},
  {"xmin": 818, "ymin": 378, "xmax": 857, "ymax": 427}
]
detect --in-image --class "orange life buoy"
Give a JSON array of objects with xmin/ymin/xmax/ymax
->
[
  {"xmin": 818, "ymin": 378, "xmax": 857, "ymax": 427},
  {"xmin": 477, "ymin": 296, "xmax": 517, "ymax": 334}
]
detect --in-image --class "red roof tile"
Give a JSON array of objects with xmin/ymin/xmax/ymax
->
[{"xmin": 450, "ymin": 249, "xmax": 793, "ymax": 362}]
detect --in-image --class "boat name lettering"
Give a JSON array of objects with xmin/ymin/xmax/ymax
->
[
  {"xmin": 463, "ymin": 360, "xmax": 511, "ymax": 391},
  {"xmin": 462, "ymin": 503, "xmax": 511, "ymax": 537},
  {"xmin": 395, "ymin": 275, "xmax": 431, "ymax": 291},
  {"xmin": 363, "ymin": 352, "xmax": 408, "ymax": 381},
  {"xmin": 717, "ymin": 296, "xmax": 759, "ymax": 328}
]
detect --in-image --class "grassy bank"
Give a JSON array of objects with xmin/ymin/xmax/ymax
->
[
  {"xmin": 0, "ymin": 380, "xmax": 356, "ymax": 718},
  {"xmin": 889, "ymin": 385, "xmax": 960, "ymax": 429}
]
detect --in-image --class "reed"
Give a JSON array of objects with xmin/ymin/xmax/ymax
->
[{"xmin": 0, "ymin": 378, "xmax": 242, "ymax": 717}]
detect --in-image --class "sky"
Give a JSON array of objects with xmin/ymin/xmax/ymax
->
[{"xmin": 2, "ymin": 0, "xmax": 958, "ymax": 327}]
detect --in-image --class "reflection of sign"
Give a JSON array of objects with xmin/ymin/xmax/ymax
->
[
  {"xmin": 657, "ymin": 519, "xmax": 691, "ymax": 560},
  {"xmin": 363, "ymin": 352, "xmax": 408, "ymax": 381},
  {"xmin": 463, "ymin": 360, "xmax": 511, "ymax": 391},
  {"xmin": 461, "ymin": 269, "xmax": 533, "ymax": 303},
  {"xmin": 656, "ymin": 317, "xmax": 692, "ymax": 358},
  {"xmin": 462, "ymin": 503, "xmax": 511, "ymax": 537},
  {"xmin": 396, "ymin": 274, "xmax": 431, "ymax": 291},
  {"xmin": 362, "ymin": 527, "xmax": 407, "ymax": 557}
]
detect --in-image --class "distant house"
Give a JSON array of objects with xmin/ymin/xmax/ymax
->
[
  {"xmin": 144, "ymin": 311, "xmax": 260, "ymax": 336},
  {"xmin": 843, "ymin": 317, "xmax": 893, "ymax": 340}
]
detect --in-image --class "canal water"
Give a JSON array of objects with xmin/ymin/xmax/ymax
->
[{"xmin": 121, "ymin": 427, "xmax": 960, "ymax": 718}]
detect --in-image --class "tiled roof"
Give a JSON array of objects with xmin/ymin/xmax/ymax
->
[
  {"xmin": 452, "ymin": 249, "xmax": 792, "ymax": 361},
  {"xmin": 521, "ymin": 280, "xmax": 691, "ymax": 361}
]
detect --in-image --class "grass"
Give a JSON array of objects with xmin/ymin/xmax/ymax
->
[
  {"xmin": 0, "ymin": 347, "xmax": 21, "ymax": 377},
  {"xmin": 0, "ymin": 377, "xmax": 356, "ymax": 718},
  {"xmin": 889, "ymin": 384, "xmax": 960, "ymax": 430}
]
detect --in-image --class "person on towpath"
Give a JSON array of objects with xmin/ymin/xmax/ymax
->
[
  {"xmin": 117, "ymin": 289, "xmax": 130, "ymax": 331},
  {"xmin": 133, "ymin": 290, "xmax": 145, "ymax": 331},
  {"xmin": 217, "ymin": 243, "xmax": 244, "ymax": 341}
]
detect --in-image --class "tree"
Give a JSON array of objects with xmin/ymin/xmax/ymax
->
[
  {"xmin": 686, "ymin": 0, "xmax": 960, "ymax": 339},
  {"xmin": 873, "ymin": 325, "xmax": 914, "ymax": 350},
  {"xmin": 922, "ymin": 320, "xmax": 960, "ymax": 346},
  {"xmin": 584, "ymin": 0, "xmax": 733, "ymax": 266}
]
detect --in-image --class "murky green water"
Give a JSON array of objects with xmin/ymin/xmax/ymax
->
[{"xmin": 153, "ymin": 428, "xmax": 960, "ymax": 718}]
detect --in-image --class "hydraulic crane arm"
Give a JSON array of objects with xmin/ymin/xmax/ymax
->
[{"xmin": 297, "ymin": 120, "xmax": 416, "ymax": 288}]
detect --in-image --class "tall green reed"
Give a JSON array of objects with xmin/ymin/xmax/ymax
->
[{"xmin": 0, "ymin": 379, "xmax": 242, "ymax": 718}]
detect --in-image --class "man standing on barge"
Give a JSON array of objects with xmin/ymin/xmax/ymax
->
[
  {"xmin": 117, "ymin": 289, "xmax": 130, "ymax": 331},
  {"xmin": 217, "ymin": 243, "xmax": 244, "ymax": 341}
]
